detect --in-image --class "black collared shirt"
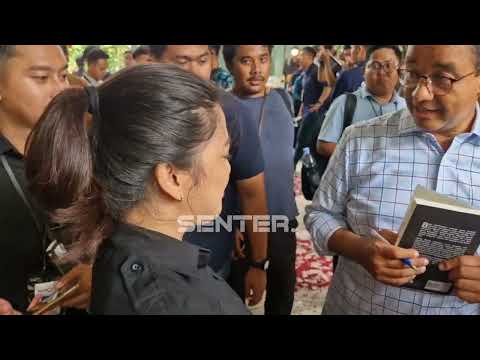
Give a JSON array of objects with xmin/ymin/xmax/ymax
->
[
  {"xmin": 0, "ymin": 135, "xmax": 45, "ymax": 311},
  {"xmin": 91, "ymin": 223, "xmax": 250, "ymax": 315}
]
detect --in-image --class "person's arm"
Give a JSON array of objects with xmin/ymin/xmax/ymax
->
[
  {"xmin": 305, "ymin": 130, "xmax": 427, "ymax": 286},
  {"xmin": 236, "ymin": 173, "xmax": 269, "ymax": 262},
  {"xmin": 315, "ymin": 95, "xmax": 346, "ymax": 157},
  {"xmin": 317, "ymin": 141, "xmax": 336, "ymax": 158},
  {"xmin": 227, "ymin": 98, "xmax": 267, "ymax": 306}
]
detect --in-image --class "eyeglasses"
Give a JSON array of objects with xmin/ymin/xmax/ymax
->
[
  {"xmin": 366, "ymin": 61, "xmax": 399, "ymax": 74},
  {"xmin": 400, "ymin": 70, "xmax": 477, "ymax": 96}
]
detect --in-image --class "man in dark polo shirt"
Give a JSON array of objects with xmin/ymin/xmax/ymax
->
[
  {"xmin": 330, "ymin": 44, "xmax": 368, "ymax": 103},
  {"xmin": 299, "ymin": 46, "xmax": 330, "ymax": 117},
  {"xmin": 0, "ymin": 45, "xmax": 91, "ymax": 314},
  {"xmin": 149, "ymin": 45, "xmax": 270, "ymax": 307}
]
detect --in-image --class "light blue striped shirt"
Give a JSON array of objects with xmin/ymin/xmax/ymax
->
[
  {"xmin": 318, "ymin": 83, "xmax": 407, "ymax": 144},
  {"xmin": 305, "ymin": 105, "xmax": 480, "ymax": 315}
]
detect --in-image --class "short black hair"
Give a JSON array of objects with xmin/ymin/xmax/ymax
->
[
  {"xmin": 86, "ymin": 48, "xmax": 109, "ymax": 66},
  {"xmin": 222, "ymin": 45, "xmax": 274, "ymax": 67},
  {"xmin": 60, "ymin": 45, "xmax": 68, "ymax": 57},
  {"xmin": 149, "ymin": 45, "xmax": 168, "ymax": 60},
  {"xmin": 133, "ymin": 45, "xmax": 151, "ymax": 60},
  {"xmin": 470, "ymin": 45, "xmax": 480, "ymax": 73},
  {"xmin": 366, "ymin": 45, "xmax": 402, "ymax": 63},
  {"xmin": 209, "ymin": 45, "xmax": 221, "ymax": 56},
  {"xmin": 302, "ymin": 46, "xmax": 317, "ymax": 59},
  {"xmin": 0, "ymin": 45, "xmax": 16, "ymax": 68},
  {"xmin": 343, "ymin": 45, "xmax": 352, "ymax": 50}
]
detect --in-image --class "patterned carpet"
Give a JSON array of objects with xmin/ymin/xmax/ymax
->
[
  {"xmin": 291, "ymin": 174, "xmax": 332, "ymax": 315},
  {"xmin": 248, "ymin": 173, "xmax": 332, "ymax": 315}
]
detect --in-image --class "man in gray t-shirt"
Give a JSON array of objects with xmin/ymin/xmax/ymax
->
[{"xmin": 224, "ymin": 45, "xmax": 299, "ymax": 315}]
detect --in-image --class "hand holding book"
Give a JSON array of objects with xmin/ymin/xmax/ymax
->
[{"xmin": 439, "ymin": 256, "xmax": 480, "ymax": 304}]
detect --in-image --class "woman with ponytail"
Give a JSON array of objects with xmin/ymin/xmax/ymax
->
[{"xmin": 25, "ymin": 64, "xmax": 249, "ymax": 315}]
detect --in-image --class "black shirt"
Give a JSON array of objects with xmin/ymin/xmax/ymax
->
[
  {"xmin": 302, "ymin": 63, "xmax": 327, "ymax": 108},
  {"xmin": 0, "ymin": 135, "xmax": 45, "ymax": 311},
  {"xmin": 91, "ymin": 223, "xmax": 251, "ymax": 315}
]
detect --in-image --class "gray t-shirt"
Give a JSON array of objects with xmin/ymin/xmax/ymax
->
[{"xmin": 235, "ymin": 90, "xmax": 298, "ymax": 220}]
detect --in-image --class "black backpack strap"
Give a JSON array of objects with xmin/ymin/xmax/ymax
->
[
  {"xmin": 1, "ymin": 154, "xmax": 42, "ymax": 233},
  {"xmin": 274, "ymin": 88, "xmax": 294, "ymax": 117},
  {"xmin": 343, "ymin": 93, "xmax": 358, "ymax": 130}
]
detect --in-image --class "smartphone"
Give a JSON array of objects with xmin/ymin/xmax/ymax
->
[{"xmin": 30, "ymin": 284, "xmax": 80, "ymax": 315}]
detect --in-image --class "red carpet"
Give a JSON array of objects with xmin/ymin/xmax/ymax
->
[{"xmin": 294, "ymin": 174, "xmax": 333, "ymax": 291}]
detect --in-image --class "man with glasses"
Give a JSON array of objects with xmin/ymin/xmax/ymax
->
[
  {"xmin": 317, "ymin": 45, "xmax": 406, "ymax": 158},
  {"xmin": 306, "ymin": 45, "xmax": 480, "ymax": 315}
]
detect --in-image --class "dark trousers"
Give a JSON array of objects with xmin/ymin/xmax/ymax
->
[{"xmin": 228, "ymin": 220, "xmax": 298, "ymax": 315}]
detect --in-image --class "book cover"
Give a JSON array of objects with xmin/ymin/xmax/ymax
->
[{"xmin": 396, "ymin": 187, "xmax": 480, "ymax": 294}]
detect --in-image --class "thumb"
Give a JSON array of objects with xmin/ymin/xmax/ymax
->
[{"xmin": 0, "ymin": 299, "xmax": 12, "ymax": 314}]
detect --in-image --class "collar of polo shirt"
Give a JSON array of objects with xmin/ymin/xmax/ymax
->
[{"xmin": 359, "ymin": 82, "xmax": 402, "ymax": 106}]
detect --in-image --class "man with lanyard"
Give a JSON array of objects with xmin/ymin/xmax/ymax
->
[
  {"xmin": 317, "ymin": 45, "xmax": 407, "ymax": 158},
  {"xmin": 0, "ymin": 45, "xmax": 91, "ymax": 315}
]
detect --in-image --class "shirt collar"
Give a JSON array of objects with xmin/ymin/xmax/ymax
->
[
  {"xmin": 358, "ymin": 82, "xmax": 402, "ymax": 105},
  {"xmin": 0, "ymin": 134, "xmax": 20, "ymax": 157},
  {"xmin": 83, "ymin": 73, "xmax": 98, "ymax": 86},
  {"xmin": 110, "ymin": 223, "xmax": 211, "ymax": 278},
  {"xmin": 398, "ymin": 103, "xmax": 480, "ymax": 138}
]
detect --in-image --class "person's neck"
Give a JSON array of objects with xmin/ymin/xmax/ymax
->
[
  {"xmin": 86, "ymin": 71, "xmax": 97, "ymax": 82},
  {"xmin": 0, "ymin": 113, "xmax": 31, "ymax": 155},
  {"xmin": 124, "ymin": 207, "xmax": 185, "ymax": 241},
  {"xmin": 373, "ymin": 94, "xmax": 395, "ymax": 105},
  {"xmin": 432, "ymin": 108, "xmax": 477, "ymax": 151},
  {"xmin": 301, "ymin": 61, "xmax": 313, "ymax": 71},
  {"xmin": 233, "ymin": 85, "xmax": 267, "ymax": 99}
]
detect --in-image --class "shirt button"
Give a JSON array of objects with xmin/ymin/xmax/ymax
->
[{"xmin": 131, "ymin": 263, "xmax": 144, "ymax": 273}]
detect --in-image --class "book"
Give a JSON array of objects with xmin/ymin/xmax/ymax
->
[{"xmin": 396, "ymin": 186, "xmax": 480, "ymax": 294}]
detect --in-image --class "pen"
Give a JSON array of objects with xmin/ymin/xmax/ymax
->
[{"xmin": 369, "ymin": 229, "xmax": 417, "ymax": 272}]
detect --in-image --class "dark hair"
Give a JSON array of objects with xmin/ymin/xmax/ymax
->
[
  {"xmin": 343, "ymin": 45, "xmax": 352, "ymax": 50},
  {"xmin": 133, "ymin": 45, "xmax": 151, "ymax": 60},
  {"xmin": 470, "ymin": 45, "xmax": 480, "ymax": 73},
  {"xmin": 324, "ymin": 45, "xmax": 334, "ymax": 51},
  {"xmin": 209, "ymin": 45, "xmax": 221, "ymax": 56},
  {"xmin": 25, "ymin": 64, "xmax": 220, "ymax": 262},
  {"xmin": 149, "ymin": 45, "xmax": 168, "ymax": 60},
  {"xmin": 302, "ymin": 46, "xmax": 317, "ymax": 59},
  {"xmin": 366, "ymin": 45, "xmax": 403, "ymax": 63},
  {"xmin": 222, "ymin": 45, "xmax": 274, "ymax": 67},
  {"xmin": 86, "ymin": 48, "xmax": 109, "ymax": 66},
  {"xmin": 60, "ymin": 45, "xmax": 68, "ymax": 57},
  {"xmin": 0, "ymin": 45, "xmax": 16, "ymax": 68}
]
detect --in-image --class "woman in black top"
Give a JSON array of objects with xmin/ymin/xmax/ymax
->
[{"xmin": 24, "ymin": 64, "xmax": 250, "ymax": 315}]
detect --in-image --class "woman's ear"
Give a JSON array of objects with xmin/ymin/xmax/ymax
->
[{"xmin": 153, "ymin": 163, "xmax": 184, "ymax": 202}]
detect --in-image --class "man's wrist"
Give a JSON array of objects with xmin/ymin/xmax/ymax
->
[{"xmin": 248, "ymin": 258, "xmax": 270, "ymax": 271}]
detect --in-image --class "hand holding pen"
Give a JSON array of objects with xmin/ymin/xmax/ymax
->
[{"xmin": 358, "ymin": 228, "xmax": 429, "ymax": 287}]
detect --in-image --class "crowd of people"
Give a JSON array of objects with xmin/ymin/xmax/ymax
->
[{"xmin": 0, "ymin": 44, "xmax": 480, "ymax": 315}]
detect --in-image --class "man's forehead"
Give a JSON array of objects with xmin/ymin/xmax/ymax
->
[
  {"xmin": 406, "ymin": 45, "xmax": 473, "ymax": 69},
  {"xmin": 237, "ymin": 45, "xmax": 270, "ymax": 57},
  {"xmin": 166, "ymin": 45, "xmax": 209, "ymax": 58},
  {"xmin": 12, "ymin": 45, "xmax": 67, "ymax": 69}
]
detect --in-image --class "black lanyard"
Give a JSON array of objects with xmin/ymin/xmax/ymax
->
[
  {"xmin": 367, "ymin": 97, "xmax": 399, "ymax": 118},
  {"xmin": 1, "ymin": 154, "xmax": 47, "ymax": 273}
]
